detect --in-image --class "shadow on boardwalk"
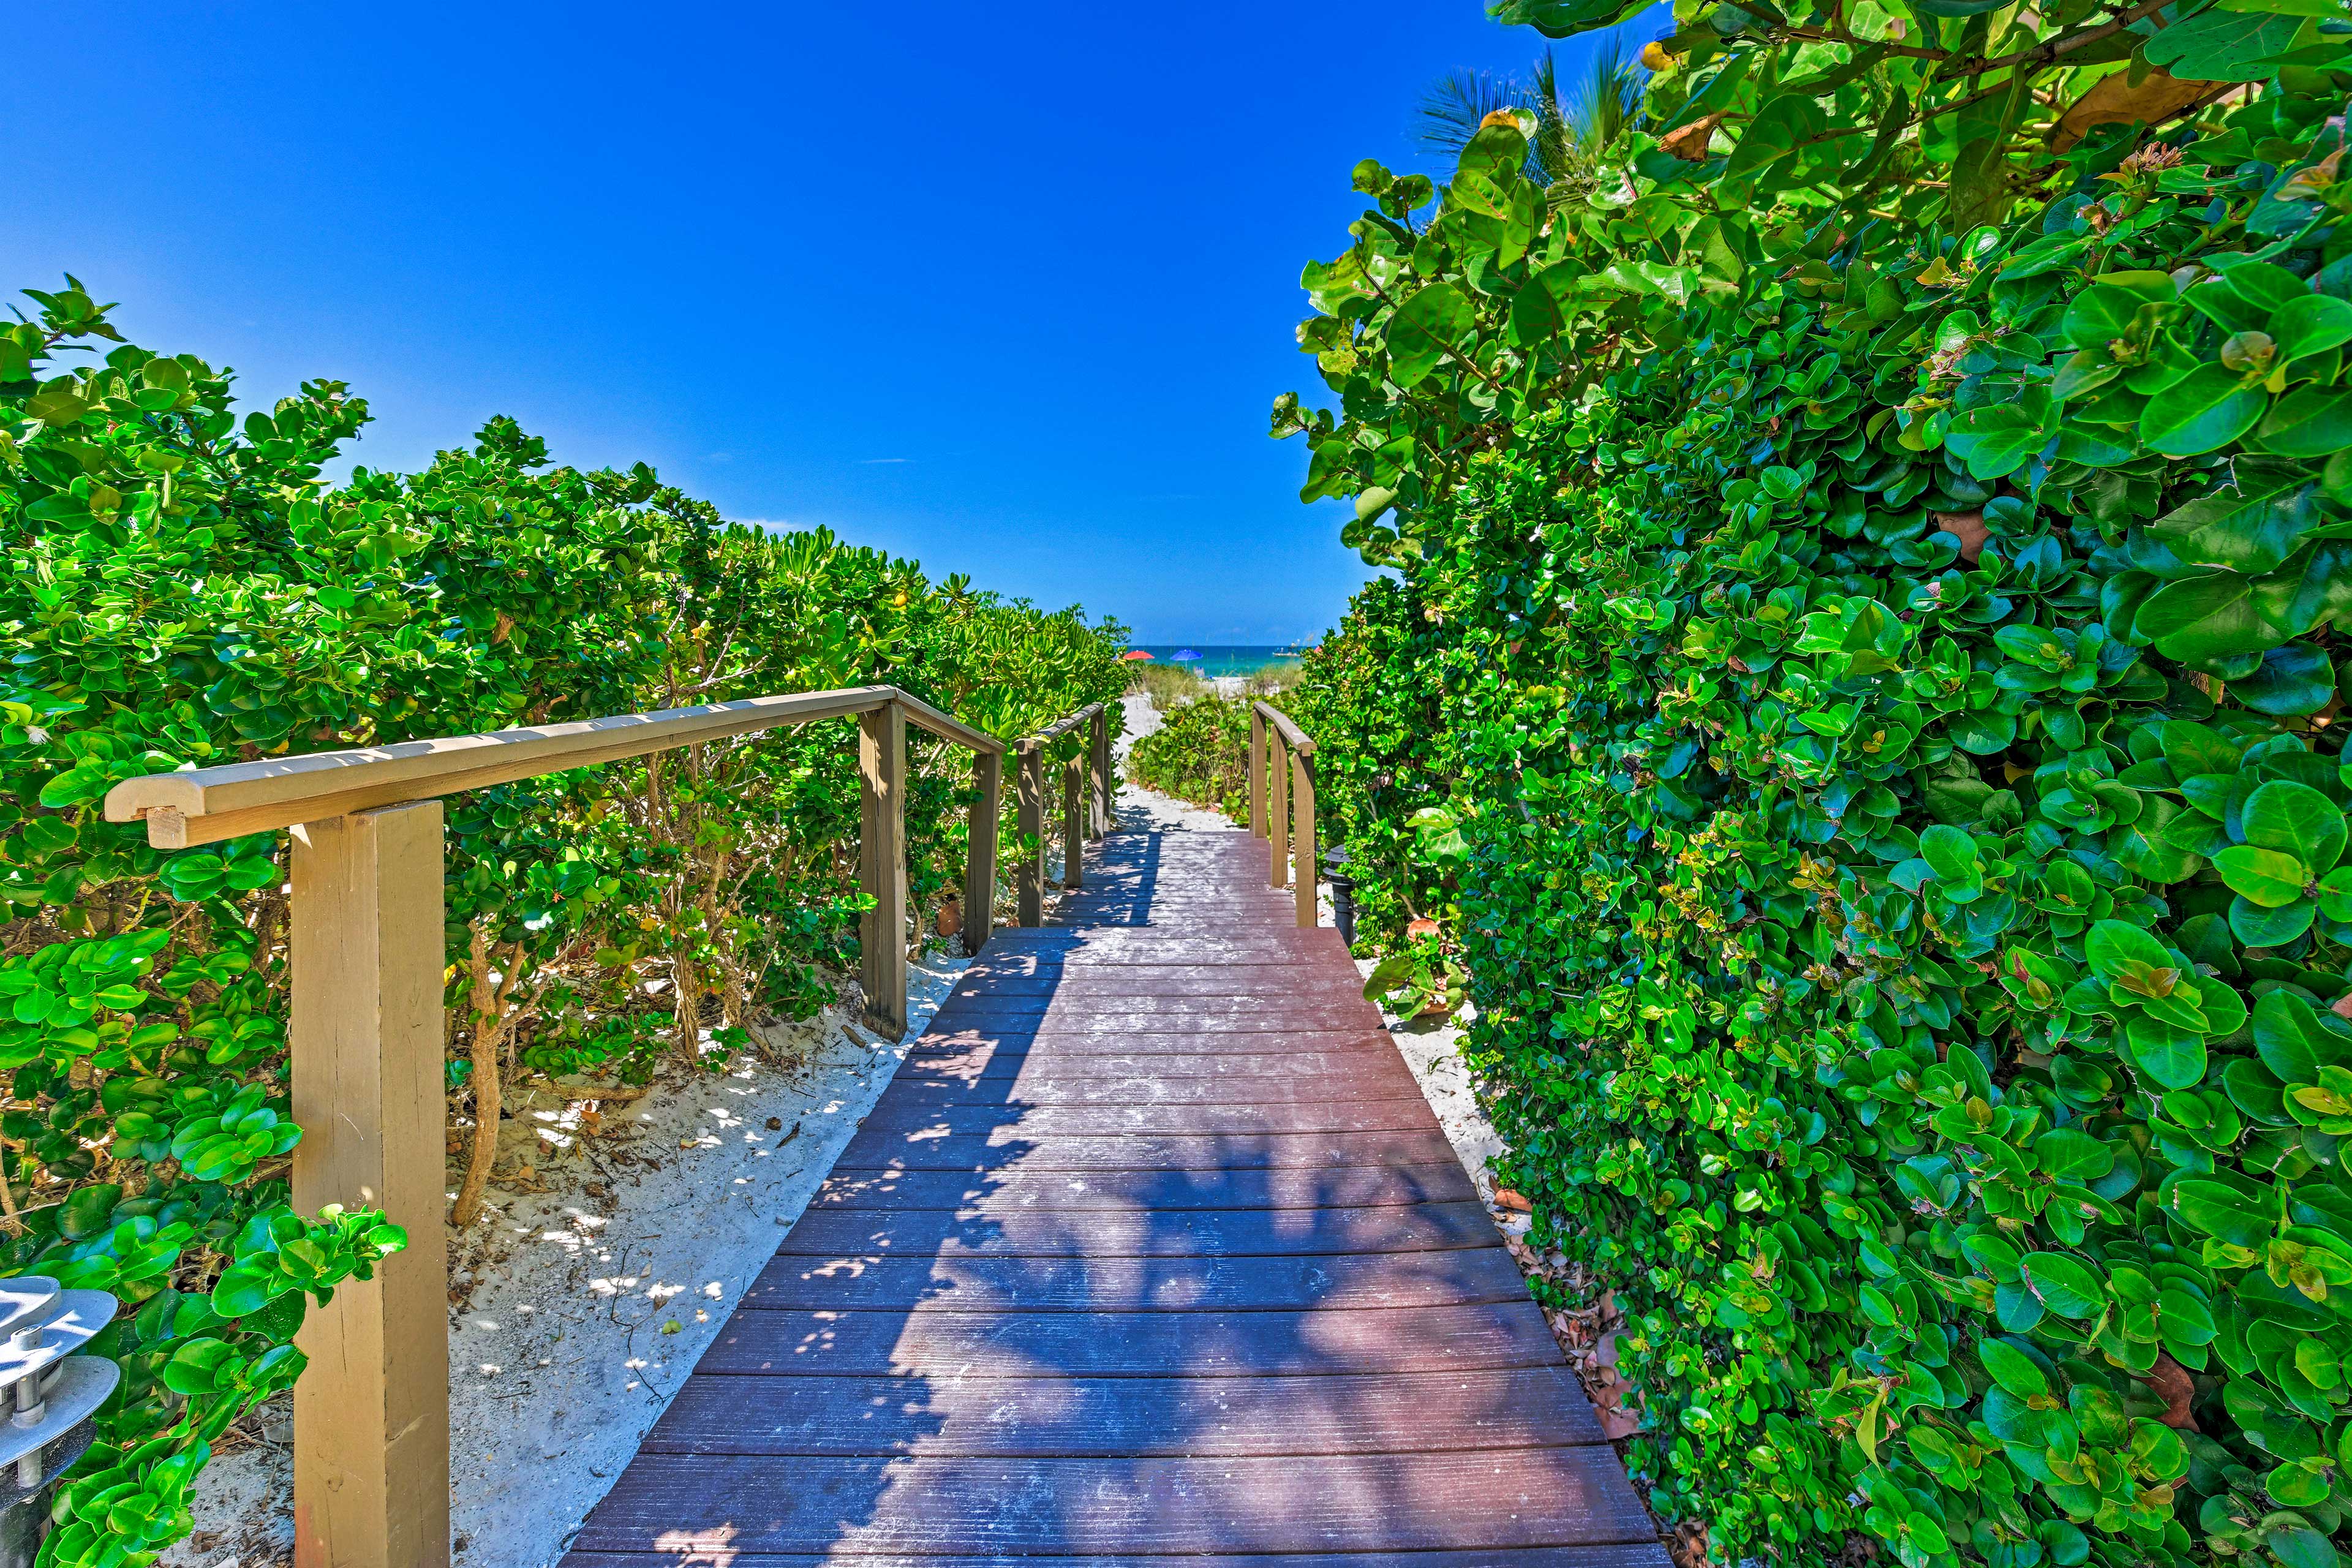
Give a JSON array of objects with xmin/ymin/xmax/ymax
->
[{"xmin": 557, "ymin": 829, "xmax": 1665, "ymax": 1567}]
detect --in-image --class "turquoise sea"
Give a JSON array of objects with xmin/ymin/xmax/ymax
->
[{"xmin": 1130, "ymin": 645, "xmax": 1306, "ymax": 679}]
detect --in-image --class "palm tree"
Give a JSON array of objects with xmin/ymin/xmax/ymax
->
[{"xmin": 1417, "ymin": 37, "xmax": 1648, "ymax": 194}]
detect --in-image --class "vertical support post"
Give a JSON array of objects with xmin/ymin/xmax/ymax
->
[
  {"xmin": 1248, "ymin": 709, "xmax": 1266, "ymax": 839},
  {"xmin": 290, "ymin": 802, "xmax": 451, "ymax": 1568},
  {"xmin": 1268, "ymin": 732, "xmax": 1289, "ymax": 889},
  {"xmin": 859, "ymin": 701, "xmax": 908, "ymax": 1041},
  {"xmin": 1293, "ymin": 751, "xmax": 1319, "ymax": 929},
  {"xmin": 1062, "ymin": 754, "xmax": 1085, "ymax": 890},
  {"xmin": 963, "ymin": 748, "xmax": 1000, "ymax": 957},
  {"xmin": 1089, "ymin": 709, "xmax": 1111, "ymax": 839},
  {"xmin": 1017, "ymin": 740, "xmax": 1045, "ymax": 927}
]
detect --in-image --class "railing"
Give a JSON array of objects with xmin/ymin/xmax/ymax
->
[
  {"xmin": 1247, "ymin": 701, "xmax": 1319, "ymax": 927},
  {"xmin": 100, "ymin": 684, "xmax": 1109, "ymax": 1568}
]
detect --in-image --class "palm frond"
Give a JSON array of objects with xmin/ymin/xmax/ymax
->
[{"xmin": 1416, "ymin": 70, "xmax": 1526, "ymax": 160}]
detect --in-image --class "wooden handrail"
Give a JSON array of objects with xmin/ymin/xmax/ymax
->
[
  {"xmin": 1248, "ymin": 704, "xmax": 1319, "ymax": 929},
  {"xmin": 105, "ymin": 685, "xmax": 1003, "ymax": 850},
  {"xmin": 97, "ymin": 679, "xmax": 1091, "ymax": 1568},
  {"xmin": 1254, "ymin": 700, "xmax": 1314, "ymax": 756}
]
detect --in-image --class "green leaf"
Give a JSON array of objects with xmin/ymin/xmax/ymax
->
[
  {"xmin": 2271, "ymin": 292, "xmax": 2352, "ymax": 362},
  {"xmin": 2237, "ymin": 643, "xmax": 2338, "ymax": 716},
  {"xmin": 2144, "ymin": 7, "xmax": 2310, "ymax": 80},
  {"xmin": 2032, "ymin": 1128, "xmax": 2114, "ymax": 1181},
  {"xmin": 2020, "ymin": 1251, "xmax": 2106, "ymax": 1318},
  {"xmin": 1386, "ymin": 284, "xmax": 1476, "ymax": 389},
  {"xmin": 2243, "ymin": 780, "xmax": 2346, "ymax": 872},
  {"xmin": 2214, "ymin": 844, "xmax": 2311, "ymax": 907},
  {"xmin": 2135, "ymin": 573, "xmax": 2283, "ymax": 667},
  {"xmin": 1977, "ymin": 1336, "xmax": 2051, "ymax": 1398},
  {"xmin": 2085, "ymin": 919, "xmax": 2171, "ymax": 982},
  {"xmin": 2254, "ymin": 989, "xmax": 2345, "ymax": 1081},
  {"xmin": 2256, "ymin": 387, "xmax": 2352, "ymax": 457},
  {"xmin": 2142, "ymin": 364, "xmax": 2271, "ymax": 456},
  {"xmin": 2150, "ymin": 461, "xmax": 2320, "ymax": 575}
]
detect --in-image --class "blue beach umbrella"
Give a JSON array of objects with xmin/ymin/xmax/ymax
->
[{"xmin": 1172, "ymin": 649, "xmax": 1202, "ymax": 663}]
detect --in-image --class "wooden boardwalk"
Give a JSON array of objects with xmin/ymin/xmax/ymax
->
[{"xmin": 563, "ymin": 827, "xmax": 1667, "ymax": 1567}]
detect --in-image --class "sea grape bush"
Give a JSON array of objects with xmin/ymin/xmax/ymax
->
[
  {"xmin": 1281, "ymin": 0, "xmax": 2352, "ymax": 1561},
  {"xmin": 1, "ymin": 282, "xmax": 1126, "ymax": 1567},
  {"xmin": 1127, "ymin": 692, "xmax": 1270, "ymax": 819}
]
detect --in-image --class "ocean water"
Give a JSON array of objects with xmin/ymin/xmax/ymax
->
[{"xmin": 1131, "ymin": 645, "xmax": 1306, "ymax": 679}]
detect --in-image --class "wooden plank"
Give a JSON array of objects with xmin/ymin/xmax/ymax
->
[
  {"xmin": 947, "ymin": 968, "xmax": 1373, "ymax": 997},
  {"xmin": 911, "ymin": 1028, "xmax": 1411, "ymax": 1057},
  {"xmin": 740, "ymin": 1246, "xmax": 1531, "ymax": 1311},
  {"xmin": 567, "ymin": 1449, "xmax": 1656, "ymax": 1556},
  {"xmin": 288, "ymin": 803, "xmax": 451, "ymax": 1568},
  {"xmin": 567, "ymin": 1547, "xmax": 1671, "ymax": 1567},
  {"xmin": 775, "ymin": 1200, "xmax": 1501, "ymax": 1257},
  {"xmin": 851, "ymin": 1099, "xmax": 1446, "ymax": 1137},
  {"xmin": 636, "ymin": 1366, "xmax": 1605, "ymax": 1455},
  {"xmin": 899, "ymin": 1047, "xmax": 1415, "ymax": 1082},
  {"xmin": 810, "ymin": 1162, "xmax": 1480, "ymax": 1211},
  {"xmin": 921, "ymin": 1011, "xmax": 1395, "ymax": 1036},
  {"xmin": 697, "ymin": 1299, "xmax": 1564, "ymax": 1378},
  {"xmin": 878, "ymin": 1071, "xmax": 1425, "ymax": 1108},
  {"xmin": 831, "ymin": 1126, "xmax": 1464, "ymax": 1172},
  {"xmin": 934, "ymin": 994, "xmax": 1386, "ymax": 1020}
]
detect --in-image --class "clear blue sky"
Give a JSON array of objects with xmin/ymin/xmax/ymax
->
[{"xmin": 1, "ymin": 4, "xmax": 1652, "ymax": 644}]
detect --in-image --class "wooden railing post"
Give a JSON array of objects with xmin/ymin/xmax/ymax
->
[
  {"xmin": 1249, "ymin": 710, "xmax": 1266, "ymax": 838},
  {"xmin": 1089, "ymin": 709, "xmax": 1111, "ymax": 839},
  {"xmin": 1268, "ymin": 731, "xmax": 1289, "ymax": 889},
  {"xmin": 858, "ymin": 701, "xmax": 908, "ymax": 1041},
  {"xmin": 1292, "ymin": 750, "xmax": 1318, "ymax": 929},
  {"xmin": 290, "ymin": 802, "xmax": 451, "ymax": 1568},
  {"xmin": 1062, "ymin": 753, "xmax": 1085, "ymax": 889},
  {"xmin": 964, "ymin": 749, "xmax": 1000, "ymax": 957},
  {"xmin": 1017, "ymin": 740, "xmax": 1045, "ymax": 927}
]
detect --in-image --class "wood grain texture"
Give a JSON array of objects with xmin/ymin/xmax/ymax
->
[
  {"xmin": 567, "ymin": 1548, "xmax": 1670, "ymax": 1567},
  {"xmin": 810, "ymin": 1161, "xmax": 1480, "ymax": 1211},
  {"xmin": 693, "ymin": 1301, "xmax": 1564, "ymax": 1378},
  {"xmin": 567, "ymin": 1450, "xmax": 1656, "ymax": 1556},
  {"xmin": 637, "ymin": 1366, "xmax": 1605, "ymax": 1454},
  {"xmin": 738, "ymin": 1247, "xmax": 1532, "ymax": 1312},
  {"xmin": 561, "ymin": 827, "xmax": 1659, "ymax": 1568}
]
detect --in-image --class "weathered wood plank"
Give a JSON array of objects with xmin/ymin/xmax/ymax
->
[
  {"xmin": 831, "ymin": 1126, "xmax": 1464, "ymax": 1171},
  {"xmin": 909, "ymin": 1028, "xmax": 1409, "ymax": 1057},
  {"xmin": 636, "ymin": 1366, "xmax": 1605, "ymax": 1455},
  {"xmin": 693, "ymin": 1300, "xmax": 1564, "ymax": 1377},
  {"xmin": 851, "ymin": 1099, "xmax": 1447, "ymax": 1137},
  {"xmin": 900, "ymin": 1047, "xmax": 1416, "ymax": 1083},
  {"xmin": 777, "ymin": 1199, "xmax": 1499, "ymax": 1257},
  {"xmin": 740, "ymin": 1247, "xmax": 1529, "ymax": 1311},
  {"xmin": 567, "ymin": 1449, "xmax": 1659, "ymax": 1556},
  {"xmin": 810, "ymin": 1161, "xmax": 1480, "ymax": 1211},
  {"xmin": 567, "ymin": 1547, "xmax": 1671, "ymax": 1567},
  {"xmin": 880, "ymin": 1069, "xmax": 1423, "ymax": 1107}
]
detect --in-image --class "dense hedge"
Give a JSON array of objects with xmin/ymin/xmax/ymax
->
[
  {"xmin": 1, "ymin": 282, "xmax": 1126, "ymax": 1567},
  {"xmin": 1284, "ymin": 0, "xmax": 2352, "ymax": 1562},
  {"xmin": 1127, "ymin": 692, "xmax": 1266, "ymax": 819}
]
